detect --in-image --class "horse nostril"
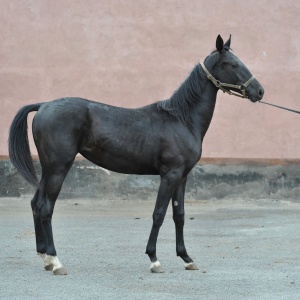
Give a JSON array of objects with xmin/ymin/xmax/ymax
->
[{"xmin": 258, "ymin": 88, "xmax": 264, "ymax": 97}]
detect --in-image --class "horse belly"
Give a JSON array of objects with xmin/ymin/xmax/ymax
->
[{"xmin": 80, "ymin": 147, "xmax": 159, "ymax": 175}]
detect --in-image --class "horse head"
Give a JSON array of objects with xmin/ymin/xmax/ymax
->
[{"xmin": 202, "ymin": 35, "xmax": 264, "ymax": 102}]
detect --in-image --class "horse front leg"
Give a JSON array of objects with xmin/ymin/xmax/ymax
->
[
  {"xmin": 172, "ymin": 177, "xmax": 198, "ymax": 270},
  {"xmin": 145, "ymin": 170, "xmax": 182, "ymax": 273}
]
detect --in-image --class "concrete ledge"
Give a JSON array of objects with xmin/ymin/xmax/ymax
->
[{"xmin": 1, "ymin": 158, "xmax": 300, "ymax": 200}]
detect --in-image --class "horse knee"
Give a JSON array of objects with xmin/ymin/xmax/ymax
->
[
  {"xmin": 145, "ymin": 246, "xmax": 156, "ymax": 257},
  {"xmin": 32, "ymin": 203, "xmax": 53, "ymax": 222},
  {"xmin": 40, "ymin": 209, "xmax": 53, "ymax": 222},
  {"xmin": 152, "ymin": 212, "xmax": 165, "ymax": 227}
]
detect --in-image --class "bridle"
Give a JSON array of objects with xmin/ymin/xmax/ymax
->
[
  {"xmin": 200, "ymin": 62, "xmax": 300, "ymax": 115},
  {"xmin": 200, "ymin": 62, "xmax": 255, "ymax": 99}
]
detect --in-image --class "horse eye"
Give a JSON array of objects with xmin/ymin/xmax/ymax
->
[{"xmin": 232, "ymin": 63, "xmax": 238, "ymax": 68}]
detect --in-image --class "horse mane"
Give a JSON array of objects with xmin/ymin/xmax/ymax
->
[{"xmin": 157, "ymin": 64, "xmax": 205, "ymax": 125}]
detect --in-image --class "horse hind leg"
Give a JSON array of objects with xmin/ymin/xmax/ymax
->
[
  {"xmin": 31, "ymin": 189, "xmax": 47, "ymax": 255},
  {"xmin": 31, "ymin": 190, "xmax": 57, "ymax": 271},
  {"xmin": 31, "ymin": 159, "xmax": 75, "ymax": 275}
]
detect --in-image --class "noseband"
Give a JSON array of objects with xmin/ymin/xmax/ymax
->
[{"xmin": 200, "ymin": 62, "xmax": 255, "ymax": 99}]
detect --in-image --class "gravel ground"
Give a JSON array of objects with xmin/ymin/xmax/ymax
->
[{"xmin": 1, "ymin": 197, "xmax": 300, "ymax": 300}]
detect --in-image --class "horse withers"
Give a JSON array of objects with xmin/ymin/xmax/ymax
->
[{"xmin": 8, "ymin": 35, "xmax": 264, "ymax": 275}]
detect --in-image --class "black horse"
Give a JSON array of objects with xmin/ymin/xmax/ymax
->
[{"xmin": 9, "ymin": 35, "xmax": 264, "ymax": 275}]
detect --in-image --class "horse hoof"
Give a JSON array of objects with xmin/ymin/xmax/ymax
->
[
  {"xmin": 150, "ymin": 261, "xmax": 164, "ymax": 273},
  {"xmin": 185, "ymin": 262, "xmax": 198, "ymax": 270},
  {"xmin": 53, "ymin": 267, "xmax": 68, "ymax": 275}
]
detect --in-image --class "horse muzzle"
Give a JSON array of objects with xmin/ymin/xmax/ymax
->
[{"xmin": 246, "ymin": 79, "xmax": 264, "ymax": 102}]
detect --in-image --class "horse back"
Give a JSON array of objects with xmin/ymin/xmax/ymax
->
[{"xmin": 32, "ymin": 97, "xmax": 201, "ymax": 175}]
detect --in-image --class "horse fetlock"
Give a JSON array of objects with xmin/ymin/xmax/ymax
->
[
  {"xmin": 176, "ymin": 246, "xmax": 188, "ymax": 258},
  {"xmin": 145, "ymin": 249, "xmax": 156, "ymax": 260}
]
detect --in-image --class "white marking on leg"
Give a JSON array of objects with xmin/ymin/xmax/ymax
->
[
  {"xmin": 185, "ymin": 262, "xmax": 193, "ymax": 268},
  {"xmin": 37, "ymin": 253, "xmax": 67, "ymax": 274},
  {"xmin": 150, "ymin": 260, "xmax": 161, "ymax": 270},
  {"xmin": 43, "ymin": 255, "xmax": 64, "ymax": 271},
  {"xmin": 173, "ymin": 201, "xmax": 178, "ymax": 206},
  {"xmin": 150, "ymin": 260, "xmax": 164, "ymax": 273},
  {"xmin": 38, "ymin": 253, "xmax": 46, "ymax": 260},
  {"xmin": 38, "ymin": 253, "xmax": 53, "ymax": 270}
]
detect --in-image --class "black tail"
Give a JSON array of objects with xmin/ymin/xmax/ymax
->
[{"xmin": 8, "ymin": 104, "xmax": 42, "ymax": 188}]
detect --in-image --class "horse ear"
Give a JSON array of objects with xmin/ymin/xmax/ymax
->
[
  {"xmin": 216, "ymin": 35, "xmax": 224, "ymax": 53},
  {"xmin": 224, "ymin": 34, "xmax": 231, "ymax": 50}
]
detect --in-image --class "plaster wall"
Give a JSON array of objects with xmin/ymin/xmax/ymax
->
[{"xmin": 1, "ymin": 0, "xmax": 299, "ymax": 158}]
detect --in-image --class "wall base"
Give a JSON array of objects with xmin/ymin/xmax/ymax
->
[{"xmin": 1, "ymin": 158, "xmax": 300, "ymax": 201}]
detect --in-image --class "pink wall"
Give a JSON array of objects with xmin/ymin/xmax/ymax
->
[{"xmin": 1, "ymin": 0, "xmax": 300, "ymax": 158}]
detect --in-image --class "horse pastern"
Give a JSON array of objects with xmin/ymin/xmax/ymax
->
[
  {"xmin": 44, "ymin": 264, "xmax": 54, "ymax": 271},
  {"xmin": 150, "ymin": 261, "xmax": 164, "ymax": 273}
]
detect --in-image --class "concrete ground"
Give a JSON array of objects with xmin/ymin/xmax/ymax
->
[{"xmin": 1, "ymin": 197, "xmax": 300, "ymax": 300}]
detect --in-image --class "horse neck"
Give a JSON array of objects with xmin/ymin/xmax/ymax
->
[
  {"xmin": 189, "ymin": 78, "xmax": 218, "ymax": 139},
  {"xmin": 177, "ymin": 64, "xmax": 218, "ymax": 139},
  {"xmin": 158, "ymin": 64, "xmax": 218, "ymax": 139}
]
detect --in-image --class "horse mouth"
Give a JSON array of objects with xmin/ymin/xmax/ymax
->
[
  {"xmin": 247, "ymin": 87, "xmax": 264, "ymax": 102},
  {"xmin": 247, "ymin": 93, "xmax": 259, "ymax": 103}
]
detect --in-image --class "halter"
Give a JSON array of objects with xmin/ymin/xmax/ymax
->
[
  {"xmin": 200, "ymin": 62, "xmax": 255, "ymax": 99},
  {"xmin": 200, "ymin": 62, "xmax": 300, "ymax": 114}
]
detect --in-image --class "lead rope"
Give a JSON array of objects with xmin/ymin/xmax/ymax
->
[{"xmin": 259, "ymin": 101, "xmax": 300, "ymax": 115}]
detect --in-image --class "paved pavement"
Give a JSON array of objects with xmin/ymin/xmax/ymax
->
[{"xmin": 1, "ymin": 197, "xmax": 300, "ymax": 300}]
